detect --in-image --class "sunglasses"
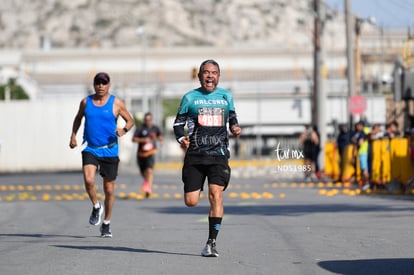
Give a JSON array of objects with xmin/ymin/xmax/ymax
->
[{"xmin": 94, "ymin": 80, "xmax": 109, "ymax": 85}]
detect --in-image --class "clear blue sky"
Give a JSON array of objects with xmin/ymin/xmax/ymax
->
[{"xmin": 325, "ymin": 0, "xmax": 414, "ymax": 30}]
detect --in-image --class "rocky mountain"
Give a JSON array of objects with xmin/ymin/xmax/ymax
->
[{"xmin": 1, "ymin": 0, "xmax": 347, "ymax": 49}]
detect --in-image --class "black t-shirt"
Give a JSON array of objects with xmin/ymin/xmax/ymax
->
[{"xmin": 133, "ymin": 125, "xmax": 161, "ymax": 153}]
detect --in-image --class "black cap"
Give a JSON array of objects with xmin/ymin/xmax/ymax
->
[{"xmin": 93, "ymin": 72, "xmax": 110, "ymax": 84}]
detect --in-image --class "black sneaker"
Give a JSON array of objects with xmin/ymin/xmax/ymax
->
[
  {"xmin": 100, "ymin": 223, "xmax": 112, "ymax": 238},
  {"xmin": 89, "ymin": 202, "xmax": 103, "ymax": 226},
  {"xmin": 201, "ymin": 239, "xmax": 219, "ymax": 257}
]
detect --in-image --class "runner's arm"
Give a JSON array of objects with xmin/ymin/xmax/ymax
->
[
  {"xmin": 229, "ymin": 110, "xmax": 241, "ymax": 137},
  {"xmin": 173, "ymin": 96, "xmax": 189, "ymax": 143},
  {"xmin": 115, "ymin": 98, "xmax": 135, "ymax": 137},
  {"xmin": 69, "ymin": 98, "xmax": 86, "ymax": 148},
  {"xmin": 173, "ymin": 113, "xmax": 188, "ymax": 143}
]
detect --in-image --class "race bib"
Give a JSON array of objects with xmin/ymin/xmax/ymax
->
[
  {"xmin": 198, "ymin": 108, "xmax": 224, "ymax": 127},
  {"xmin": 142, "ymin": 142, "xmax": 154, "ymax": 151}
]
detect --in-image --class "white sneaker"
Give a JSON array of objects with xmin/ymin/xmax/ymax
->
[{"xmin": 201, "ymin": 239, "xmax": 219, "ymax": 257}]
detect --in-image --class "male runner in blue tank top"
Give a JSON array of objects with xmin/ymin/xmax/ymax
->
[
  {"xmin": 69, "ymin": 72, "xmax": 134, "ymax": 238},
  {"xmin": 173, "ymin": 60, "xmax": 242, "ymax": 257}
]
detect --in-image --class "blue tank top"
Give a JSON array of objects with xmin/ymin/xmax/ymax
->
[{"xmin": 83, "ymin": 94, "xmax": 118, "ymax": 157}]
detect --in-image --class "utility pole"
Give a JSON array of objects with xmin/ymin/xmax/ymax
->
[
  {"xmin": 313, "ymin": 0, "xmax": 327, "ymax": 175},
  {"xmin": 345, "ymin": 0, "xmax": 355, "ymax": 128},
  {"xmin": 312, "ymin": 0, "xmax": 320, "ymax": 126}
]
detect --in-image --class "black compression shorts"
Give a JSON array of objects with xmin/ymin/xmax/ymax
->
[{"xmin": 182, "ymin": 154, "xmax": 231, "ymax": 193}]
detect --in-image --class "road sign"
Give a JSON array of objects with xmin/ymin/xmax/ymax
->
[{"xmin": 349, "ymin": 95, "xmax": 367, "ymax": 114}]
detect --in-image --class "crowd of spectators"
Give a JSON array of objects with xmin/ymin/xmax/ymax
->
[{"xmin": 335, "ymin": 120, "xmax": 414, "ymax": 190}]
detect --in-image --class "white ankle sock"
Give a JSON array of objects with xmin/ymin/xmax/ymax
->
[
  {"xmin": 103, "ymin": 220, "xmax": 110, "ymax": 225},
  {"xmin": 93, "ymin": 202, "xmax": 100, "ymax": 209}
]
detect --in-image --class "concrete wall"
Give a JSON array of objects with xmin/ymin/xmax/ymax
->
[
  {"xmin": 0, "ymin": 97, "xmax": 137, "ymax": 172},
  {"xmin": 0, "ymin": 98, "xmax": 79, "ymax": 172}
]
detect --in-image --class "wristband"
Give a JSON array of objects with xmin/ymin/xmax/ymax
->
[{"xmin": 123, "ymin": 127, "xmax": 129, "ymax": 133}]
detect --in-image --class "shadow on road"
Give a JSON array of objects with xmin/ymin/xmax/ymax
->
[
  {"xmin": 53, "ymin": 245, "xmax": 199, "ymax": 257},
  {"xmin": 148, "ymin": 203, "xmax": 414, "ymax": 216},
  {"xmin": 0, "ymin": 233, "xmax": 86, "ymax": 239},
  {"xmin": 318, "ymin": 258, "xmax": 414, "ymax": 275}
]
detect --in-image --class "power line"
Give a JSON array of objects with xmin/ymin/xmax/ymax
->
[
  {"xmin": 373, "ymin": 0, "xmax": 412, "ymax": 29},
  {"xmin": 388, "ymin": 0, "xmax": 414, "ymax": 13}
]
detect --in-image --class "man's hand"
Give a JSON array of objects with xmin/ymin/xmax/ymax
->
[
  {"xmin": 231, "ymin": 125, "xmax": 242, "ymax": 137},
  {"xmin": 180, "ymin": 136, "xmax": 190, "ymax": 150},
  {"xmin": 69, "ymin": 136, "xmax": 77, "ymax": 149},
  {"xmin": 116, "ymin": 128, "xmax": 127, "ymax": 137}
]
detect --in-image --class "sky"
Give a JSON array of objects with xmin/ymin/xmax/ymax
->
[{"xmin": 325, "ymin": 0, "xmax": 414, "ymax": 30}]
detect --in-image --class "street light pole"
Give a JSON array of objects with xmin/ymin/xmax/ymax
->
[
  {"xmin": 345, "ymin": 0, "xmax": 355, "ymax": 128},
  {"xmin": 136, "ymin": 25, "xmax": 148, "ymax": 113}
]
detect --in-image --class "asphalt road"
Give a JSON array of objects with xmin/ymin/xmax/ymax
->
[{"xmin": 1, "ymin": 169, "xmax": 414, "ymax": 275}]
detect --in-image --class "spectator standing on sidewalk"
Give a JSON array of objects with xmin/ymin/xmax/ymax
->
[
  {"xmin": 336, "ymin": 123, "xmax": 350, "ymax": 180},
  {"xmin": 300, "ymin": 125, "xmax": 319, "ymax": 181},
  {"xmin": 351, "ymin": 121, "xmax": 370, "ymax": 190}
]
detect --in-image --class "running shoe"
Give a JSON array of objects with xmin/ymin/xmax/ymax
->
[
  {"xmin": 201, "ymin": 239, "xmax": 219, "ymax": 257},
  {"xmin": 100, "ymin": 223, "xmax": 112, "ymax": 238},
  {"xmin": 141, "ymin": 181, "xmax": 152, "ymax": 198},
  {"xmin": 89, "ymin": 202, "xmax": 103, "ymax": 226}
]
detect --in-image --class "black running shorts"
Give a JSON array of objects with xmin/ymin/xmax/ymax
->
[
  {"xmin": 182, "ymin": 154, "xmax": 231, "ymax": 193},
  {"xmin": 82, "ymin": 151, "xmax": 119, "ymax": 180},
  {"xmin": 137, "ymin": 155, "xmax": 155, "ymax": 174}
]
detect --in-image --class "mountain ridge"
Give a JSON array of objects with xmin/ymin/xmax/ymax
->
[{"xmin": 0, "ymin": 0, "xmax": 347, "ymax": 49}]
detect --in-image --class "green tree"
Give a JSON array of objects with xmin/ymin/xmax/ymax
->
[
  {"xmin": 162, "ymin": 97, "xmax": 180, "ymax": 114},
  {"xmin": 162, "ymin": 97, "xmax": 181, "ymax": 129},
  {"xmin": 0, "ymin": 79, "xmax": 29, "ymax": 100}
]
